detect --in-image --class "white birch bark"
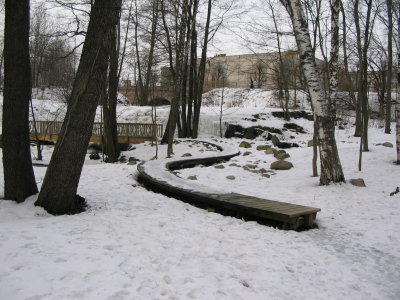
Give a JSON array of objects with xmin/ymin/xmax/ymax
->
[
  {"xmin": 329, "ymin": 0, "xmax": 340, "ymax": 116},
  {"xmin": 280, "ymin": 0, "xmax": 345, "ymax": 184}
]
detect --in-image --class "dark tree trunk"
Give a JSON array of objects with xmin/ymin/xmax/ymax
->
[
  {"xmin": 396, "ymin": 2, "xmax": 400, "ymax": 164},
  {"xmin": 385, "ymin": 0, "xmax": 393, "ymax": 134},
  {"xmin": 2, "ymin": 0, "xmax": 38, "ymax": 202},
  {"xmin": 103, "ymin": 24, "xmax": 119, "ymax": 163},
  {"xmin": 192, "ymin": 0, "xmax": 212, "ymax": 138},
  {"xmin": 340, "ymin": 2, "xmax": 357, "ymax": 111},
  {"xmin": 35, "ymin": 0, "xmax": 122, "ymax": 215}
]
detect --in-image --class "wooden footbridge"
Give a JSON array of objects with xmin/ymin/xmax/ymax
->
[
  {"xmin": 138, "ymin": 140, "xmax": 321, "ymax": 230},
  {"xmin": 29, "ymin": 121, "xmax": 163, "ymax": 144}
]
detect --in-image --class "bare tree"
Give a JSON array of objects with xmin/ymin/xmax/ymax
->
[
  {"xmin": 396, "ymin": 6, "xmax": 400, "ymax": 164},
  {"xmin": 2, "ymin": 0, "xmax": 38, "ymax": 202},
  {"xmin": 35, "ymin": 0, "xmax": 122, "ymax": 215},
  {"xmin": 384, "ymin": 0, "xmax": 393, "ymax": 134}
]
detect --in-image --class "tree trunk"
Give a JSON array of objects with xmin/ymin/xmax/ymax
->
[
  {"xmin": 396, "ymin": 5, "xmax": 400, "ymax": 164},
  {"xmin": 35, "ymin": 0, "xmax": 122, "ymax": 215},
  {"xmin": 280, "ymin": 0, "xmax": 345, "ymax": 184},
  {"xmin": 2, "ymin": 0, "xmax": 38, "ymax": 202},
  {"xmin": 329, "ymin": 0, "xmax": 340, "ymax": 118},
  {"xmin": 385, "ymin": 0, "xmax": 393, "ymax": 134},
  {"xmin": 192, "ymin": 0, "xmax": 212, "ymax": 138},
  {"xmin": 103, "ymin": 24, "xmax": 119, "ymax": 163},
  {"xmin": 361, "ymin": 0, "xmax": 374, "ymax": 152},
  {"xmin": 142, "ymin": 0, "xmax": 159, "ymax": 106},
  {"xmin": 340, "ymin": 2, "xmax": 357, "ymax": 111}
]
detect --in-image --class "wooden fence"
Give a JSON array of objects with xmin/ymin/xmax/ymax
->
[{"xmin": 28, "ymin": 121, "xmax": 163, "ymax": 143}]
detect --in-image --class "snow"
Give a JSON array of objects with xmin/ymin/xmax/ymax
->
[{"xmin": 1, "ymin": 89, "xmax": 400, "ymax": 299}]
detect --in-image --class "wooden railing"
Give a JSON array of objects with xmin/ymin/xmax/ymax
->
[{"xmin": 29, "ymin": 121, "xmax": 163, "ymax": 138}]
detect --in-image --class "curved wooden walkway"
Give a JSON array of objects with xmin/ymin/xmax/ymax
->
[{"xmin": 137, "ymin": 140, "xmax": 321, "ymax": 230}]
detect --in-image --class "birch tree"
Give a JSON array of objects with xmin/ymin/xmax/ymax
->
[{"xmin": 279, "ymin": 0, "xmax": 345, "ymax": 184}]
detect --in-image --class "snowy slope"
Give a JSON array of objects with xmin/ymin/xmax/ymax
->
[{"xmin": 0, "ymin": 89, "xmax": 399, "ymax": 299}]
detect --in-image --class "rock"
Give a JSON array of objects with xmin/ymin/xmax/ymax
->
[
  {"xmin": 244, "ymin": 164, "xmax": 257, "ymax": 169},
  {"xmin": 262, "ymin": 174, "xmax": 270, "ymax": 178},
  {"xmin": 283, "ymin": 123, "xmax": 306, "ymax": 133},
  {"xmin": 271, "ymin": 135, "xmax": 280, "ymax": 147},
  {"xmin": 229, "ymin": 163, "xmax": 241, "ymax": 167},
  {"xmin": 127, "ymin": 161, "xmax": 137, "ymax": 165},
  {"xmin": 244, "ymin": 128, "xmax": 257, "ymax": 139},
  {"xmin": 226, "ymin": 175, "xmax": 236, "ymax": 180},
  {"xmin": 281, "ymin": 142, "xmax": 300, "ymax": 149},
  {"xmin": 225, "ymin": 124, "xmax": 244, "ymax": 138},
  {"xmin": 270, "ymin": 160, "xmax": 293, "ymax": 170},
  {"xmin": 187, "ymin": 175, "xmax": 197, "ymax": 180},
  {"xmin": 239, "ymin": 141, "xmax": 252, "ymax": 148},
  {"xmin": 265, "ymin": 148, "xmax": 275, "ymax": 155},
  {"xmin": 258, "ymin": 168, "xmax": 268, "ymax": 174},
  {"xmin": 128, "ymin": 157, "xmax": 140, "ymax": 162},
  {"xmin": 256, "ymin": 145, "xmax": 271, "ymax": 151},
  {"xmin": 89, "ymin": 153, "xmax": 100, "ymax": 160},
  {"xmin": 118, "ymin": 156, "xmax": 127, "ymax": 163},
  {"xmin": 272, "ymin": 110, "xmax": 313, "ymax": 120},
  {"xmin": 214, "ymin": 164, "xmax": 225, "ymax": 169},
  {"xmin": 275, "ymin": 152, "xmax": 290, "ymax": 160},
  {"xmin": 243, "ymin": 151, "xmax": 252, "ymax": 156},
  {"xmin": 181, "ymin": 153, "xmax": 192, "ymax": 157},
  {"xmin": 382, "ymin": 142, "xmax": 394, "ymax": 148},
  {"xmin": 350, "ymin": 178, "xmax": 366, "ymax": 187}
]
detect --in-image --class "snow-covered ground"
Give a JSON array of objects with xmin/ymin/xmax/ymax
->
[{"xmin": 0, "ymin": 89, "xmax": 399, "ymax": 299}]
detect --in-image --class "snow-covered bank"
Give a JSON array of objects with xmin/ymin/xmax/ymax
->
[
  {"xmin": 1, "ymin": 125, "xmax": 400, "ymax": 299},
  {"xmin": 0, "ymin": 88, "xmax": 399, "ymax": 299}
]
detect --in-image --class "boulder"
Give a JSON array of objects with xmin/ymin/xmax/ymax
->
[
  {"xmin": 244, "ymin": 164, "xmax": 257, "ymax": 169},
  {"xmin": 382, "ymin": 142, "xmax": 394, "ymax": 148},
  {"xmin": 239, "ymin": 141, "xmax": 252, "ymax": 148},
  {"xmin": 262, "ymin": 174, "xmax": 270, "ymax": 178},
  {"xmin": 350, "ymin": 178, "xmax": 366, "ymax": 187},
  {"xmin": 265, "ymin": 148, "xmax": 275, "ymax": 155},
  {"xmin": 226, "ymin": 175, "xmax": 236, "ymax": 180},
  {"xmin": 187, "ymin": 175, "xmax": 197, "ymax": 180},
  {"xmin": 181, "ymin": 153, "xmax": 192, "ymax": 157},
  {"xmin": 283, "ymin": 123, "xmax": 306, "ymax": 133},
  {"xmin": 229, "ymin": 163, "xmax": 241, "ymax": 167},
  {"xmin": 225, "ymin": 124, "xmax": 244, "ymax": 138},
  {"xmin": 242, "ymin": 151, "xmax": 252, "ymax": 156},
  {"xmin": 214, "ymin": 164, "xmax": 225, "ymax": 169},
  {"xmin": 275, "ymin": 152, "xmax": 290, "ymax": 160},
  {"xmin": 89, "ymin": 153, "xmax": 100, "ymax": 160},
  {"xmin": 244, "ymin": 128, "xmax": 257, "ymax": 140},
  {"xmin": 271, "ymin": 135, "xmax": 280, "ymax": 147},
  {"xmin": 118, "ymin": 156, "xmax": 127, "ymax": 163},
  {"xmin": 270, "ymin": 160, "xmax": 293, "ymax": 170},
  {"xmin": 256, "ymin": 145, "xmax": 271, "ymax": 151}
]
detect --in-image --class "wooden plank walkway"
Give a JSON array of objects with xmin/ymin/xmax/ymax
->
[
  {"xmin": 29, "ymin": 121, "xmax": 163, "ymax": 144},
  {"xmin": 137, "ymin": 141, "xmax": 321, "ymax": 230}
]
